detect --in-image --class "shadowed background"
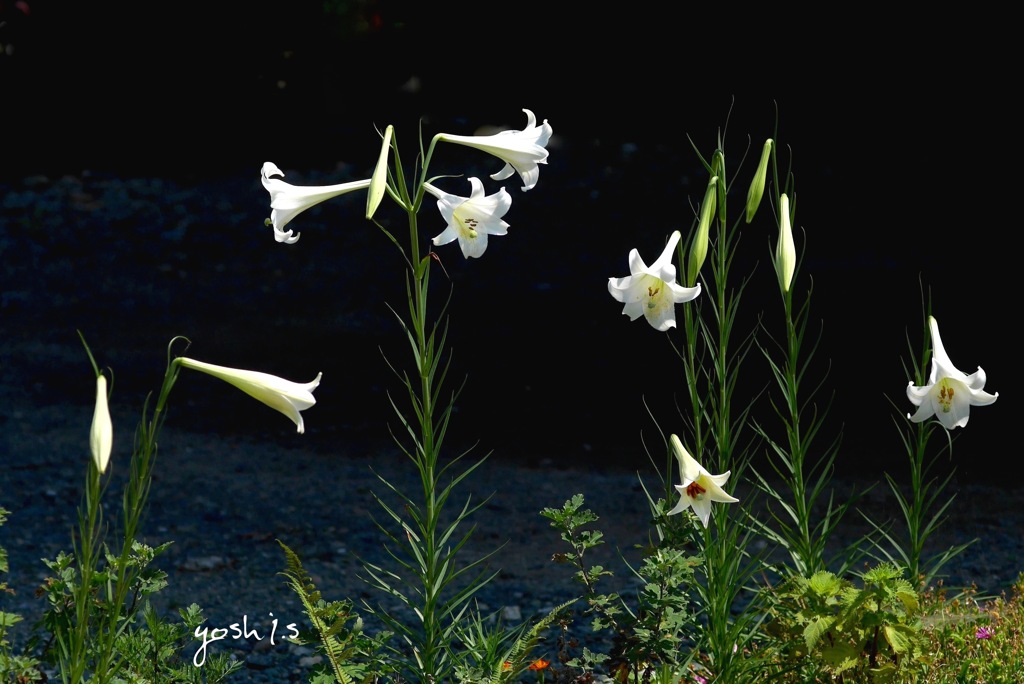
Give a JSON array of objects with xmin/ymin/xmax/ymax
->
[{"xmin": 2, "ymin": 2, "xmax": 1017, "ymax": 482}]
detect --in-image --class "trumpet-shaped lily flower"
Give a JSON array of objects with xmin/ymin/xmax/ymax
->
[
  {"xmin": 261, "ymin": 162, "xmax": 371, "ymax": 244},
  {"xmin": 424, "ymin": 178, "xmax": 511, "ymax": 259},
  {"xmin": 437, "ymin": 109, "xmax": 552, "ymax": 191},
  {"xmin": 907, "ymin": 316, "xmax": 998, "ymax": 430},
  {"xmin": 90, "ymin": 374, "xmax": 113, "ymax": 473},
  {"xmin": 607, "ymin": 230, "xmax": 702, "ymax": 331},
  {"xmin": 666, "ymin": 435, "xmax": 738, "ymax": 528},
  {"xmin": 177, "ymin": 357, "xmax": 322, "ymax": 434}
]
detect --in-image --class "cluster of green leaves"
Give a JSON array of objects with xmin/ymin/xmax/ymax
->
[
  {"xmin": 541, "ymin": 495, "xmax": 703, "ymax": 681},
  {"xmin": 912, "ymin": 576, "xmax": 1024, "ymax": 683},
  {"xmin": 2, "ymin": 515, "xmax": 238, "ymax": 684},
  {"xmin": 278, "ymin": 540, "xmax": 390, "ymax": 683},
  {"xmin": 0, "ymin": 507, "xmax": 44, "ymax": 683},
  {"xmin": 33, "ymin": 540, "xmax": 231, "ymax": 681},
  {"xmin": 762, "ymin": 562, "xmax": 928, "ymax": 682},
  {"xmin": 105, "ymin": 602, "xmax": 241, "ymax": 684},
  {"xmin": 450, "ymin": 598, "xmax": 573, "ymax": 683}
]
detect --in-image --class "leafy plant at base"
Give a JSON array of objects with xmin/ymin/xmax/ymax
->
[
  {"xmin": 112, "ymin": 602, "xmax": 242, "ymax": 684},
  {"xmin": 542, "ymin": 495, "xmax": 703, "ymax": 681},
  {"xmin": 762, "ymin": 562, "xmax": 928, "ymax": 683},
  {"xmin": 278, "ymin": 540, "xmax": 389, "ymax": 683},
  {"xmin": 0, "ymin": 507, "xmax": 44, "ymax": 683}
]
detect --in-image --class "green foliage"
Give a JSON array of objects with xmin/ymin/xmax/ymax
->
[
  {"xmin": 542, "ymin": 495, "xmax": 703, "ymax": 680},
  {"xmin": 763, "ymin": 562, "xmax": 929, "ymax": 682},
  {"xmin": 450, "ymin": 598, "xmax": 574, "ymax": 683},
  {"xmin": 112, "ymin": 602, "xmax": 242, "ymax": 683},
  {"xmin": 34, "ymin": 540, "xmax": 182, "ymax": 675},
  {"xmin": 541, "ymin": 494, "xmax": 615, "ymax": 599},
  {"xmin": 913, "ymin": 576, "xmax": 1024, "ymax": 682},
  {"xmin": 278, "ymin": 540, "xmax": 389, "ymax": 683},
  {"xmin": 0, "ymin": 507, "xmax": 44, "ymax": 683},
  {"xmin": 22, "ymin": 537, "xmax": 238, "ymax": 684}
]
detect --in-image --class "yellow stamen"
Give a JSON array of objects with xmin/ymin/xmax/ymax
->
[
  {"xmin": 647, "ymin": 285, "xmax": 661, "ymax": 309},
  {"xmin": 938, "ymin": 379, "xmax": 955, "ymax": 413}
]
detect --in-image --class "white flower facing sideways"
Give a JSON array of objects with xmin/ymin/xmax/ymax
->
[
  {"xmin": 666, "ymin": 434, "xmax": 738, "ymax": 528},
  {"xmin": 261, "ymin": 161, "xmax": 372, "ymax": 244},
  {"xmin": 437, "ymin": 109, "xmax": 552, "ymax": 191},
  {"xmin": 90, "ymin": 374, "xmax": 113, "ymax": 473},
  {"xmin": 906, "ymin": 315, "xmax": 998, "ymax": 430},
  {"xmin": 424, "ymin": 178, "xmax": 512, "ymax": 259},
  {"xmin": 176, "ymin": 357, "xmax": 322, "ymax": 434},
  {"xmin": 607, "ymin": 230, "xmax": 702, "ymax": 331}
]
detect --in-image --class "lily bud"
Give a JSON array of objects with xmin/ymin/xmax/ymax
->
[
  {"xmin": 776, "ymin": 193, "xmax": 796, "ymax": 292},
  {"xmin": 366, "ymin": 125, "xmax": 393, "ymax": 220},
  {"xmin": 686, "ymin": 175, "xmax": 717, "ymax": 285},
  {"xmin": 90, "ymin": 374, "xmax": 113, "ymax": 473},
  {"xmin": 745, "ymin": 138, "xmax": 773, "ymax": 223}
]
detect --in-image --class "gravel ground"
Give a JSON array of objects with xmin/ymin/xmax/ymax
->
[{"xmin": 3, "ymin": 171, "xmax": 1022, "ymax": 682}]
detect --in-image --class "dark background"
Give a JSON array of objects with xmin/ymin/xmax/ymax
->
[{"xmin": 2, "ymin": 2, "xmax": 1017, "ymax": 481}]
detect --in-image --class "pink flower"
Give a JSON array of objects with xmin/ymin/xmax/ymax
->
[{"xmin": 976, "ymin": 626, "xmax": 994, "ymax": 639}]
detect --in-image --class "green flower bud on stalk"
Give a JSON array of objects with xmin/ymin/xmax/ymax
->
[
  {"xmin": 367, "ymin": 125, "xmax": 393, "ymax": 220},
  {"xmin": 776, "ymin": 192, "xmax": 796, "ymax": 292},
  {"xmin": 687, "ymin": 175, "xmax": 717, "ymax": 285},
  {"xmin": 746, "ymin": 138, "xmax": 773, "ymax": 223}
]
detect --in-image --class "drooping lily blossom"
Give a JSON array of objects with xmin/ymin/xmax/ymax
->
[
  {"xmin": 437, "ymin": 109, "xmax": 552, "ymax": 191},
  {"xmin": 424, "ymin": 178, "xmax": 511, "ymax": 259},
  {"xmin": 666, "ymin": 434, "xmax": 738, "ymax": 528},
  {"xmin": 261, "ymin": 162, "xmax": 371, "ymax": 244},
  {"xmin": 90, "ymin": 374, "xmax": 113, "ymax": 473},
  {"xmin": 607, "ymin": 230, "xmax": 702, "ymax": 331},
  {"xmin": 177, "ymin": 357, "xmax": 322, "ymax": 434},
  {"xmin": 907, "ymin": 316, "xmax": 998, "ymax": 430}
]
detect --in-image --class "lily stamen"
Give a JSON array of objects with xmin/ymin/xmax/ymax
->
[{"xmin": 686, "ymin": 481, "xmax": 707, "ymax": 500}]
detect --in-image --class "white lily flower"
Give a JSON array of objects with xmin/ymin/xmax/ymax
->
[
  {"xmin": 666, "ymin": 435, "xmax": 738, "ymax": 528},
  {"xmin": 90, "ymin": 374, "xmax": 113, "ymax": 473},
  {"xmin": 261, "ymin": 162, "xmax": 372, "ymax": 244},
  {"xmin": 437, "ymin": 109, "xmax": 552, "ymax": 191},
  {"xmin": 177, "ymin": 357, "xmax": 322, "ymax": 434},
  {"xmin": 607, "ymin": 230, "xmax": 702, "ymax": 331},
  {"xmin": 907, "ymin": 316, "xmax": 998, "ymax": 430},
  {"xmin": 424, "ymin": 178, "xmax": 511, "ymax": 259}
]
